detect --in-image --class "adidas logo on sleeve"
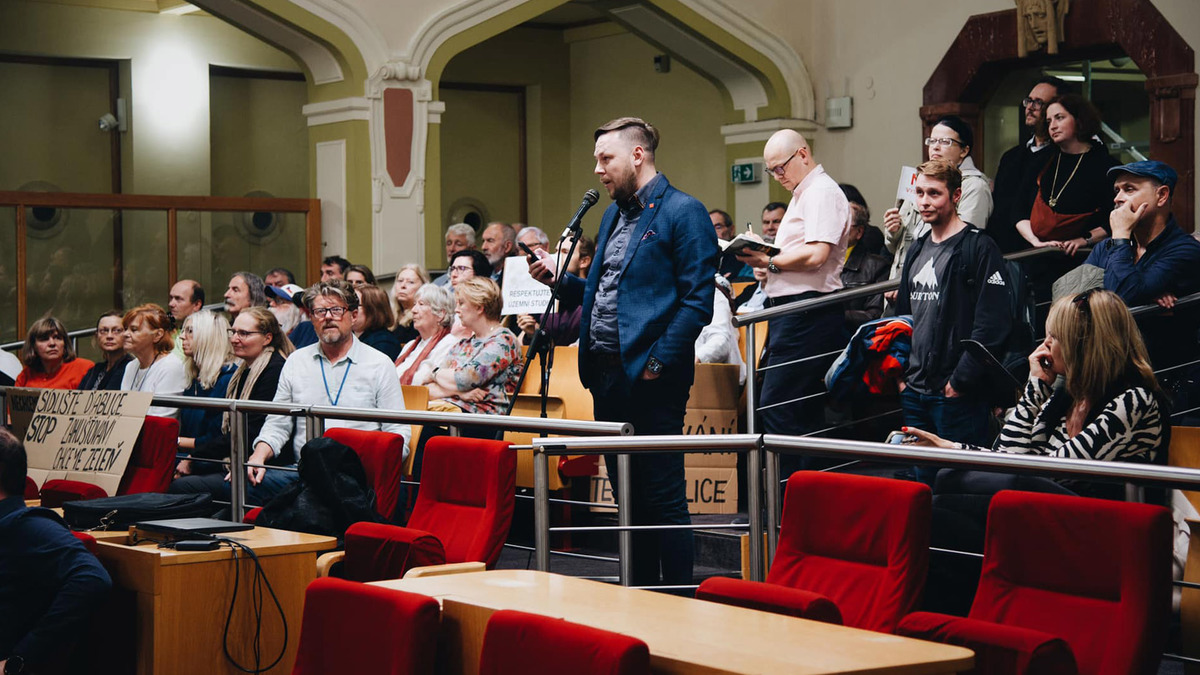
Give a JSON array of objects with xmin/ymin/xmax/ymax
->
[{"xmin": 986, "ymin": 271, "xmax": 1006, "ymax": 286}]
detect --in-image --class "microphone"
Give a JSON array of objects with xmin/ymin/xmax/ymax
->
[{"xmin": 559, "ymin": 189, "xmax": 600, "ymax": 241}]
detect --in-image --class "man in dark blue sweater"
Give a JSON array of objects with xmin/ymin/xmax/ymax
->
[{"xmin": 0, "ymin": 429, "xmax": 111, "ymax": 675}]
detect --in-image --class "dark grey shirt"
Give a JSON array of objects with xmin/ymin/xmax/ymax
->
[
  {"xmin": 590, "ymin": 174, "xmax": 662, "ymax": 354},
  {"xmin": 906, "ymin": 228, "xmax": 966, "ymax": 394}
]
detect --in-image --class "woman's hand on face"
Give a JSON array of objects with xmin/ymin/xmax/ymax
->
[
  {"xmin": 1029, "ymin": 337, "xmax": 1059, "ymax": 384},
  {"xmin": 902, "ymin": 426, "xmax": 955, "ymax": 449}
]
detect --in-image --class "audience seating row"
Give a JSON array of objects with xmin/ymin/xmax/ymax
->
[
  {"xmin": 292, "ymin": 577, "xmax": 650, "ymax": 675},
  {"xmin": 697, "ymin": 471, "xmax": 1172, "ymax": 675}
]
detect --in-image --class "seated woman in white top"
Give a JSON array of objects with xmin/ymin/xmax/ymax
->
[
  {"xmin": 395, "ymin": 284, "xmax": 457, "ymax": 387},
  {"xmin": 120, "ymin": 304, "xmax": 189, "ymax": 418},
  {"xmin": 694, "ymin": 275, "xmax": 745, "ymax": 384}
]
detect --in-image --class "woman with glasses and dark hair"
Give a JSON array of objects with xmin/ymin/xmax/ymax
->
[
  {"xmin": 884, "ymin": 115, "xmax": 993, "ymax": 279},
  {"xmin": 15, "ymin": 316, "xmax": 94, "ymax": 389},
  {"xmin": 907, "ymin": 289, "xmax": 1166, "ymax": 496},
  {"xmin": 78, "ymin": 311, "xmax": 132, "ymax": 391}
]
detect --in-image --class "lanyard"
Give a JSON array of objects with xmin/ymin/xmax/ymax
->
[{"xmin": 319, "ymin": 358, "xmax": 352, "ymax": 406}]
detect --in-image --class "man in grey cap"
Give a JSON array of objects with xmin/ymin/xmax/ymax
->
[{"xmin": 1083, "ymin": 160, "xmax": 1200, "ymax": 374}]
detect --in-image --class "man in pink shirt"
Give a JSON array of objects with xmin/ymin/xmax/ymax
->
[{"xmin": 737, "ymin": 129, "xmax": 850, "ymax": 450}]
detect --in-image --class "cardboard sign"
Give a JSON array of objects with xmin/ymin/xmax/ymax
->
[
  {"xmin": 23, "ymin": 389, "xmax": 153, "ymax": 496},
  {"xmin": 501, "ymin": 256, "xmax": 553, "ymax": 316},
  {"xmin": 589, "ymin": 464, "xmax": 739, "ymax": 515},
  {"xmin": 6, "ymin": 387, "xmax": 42, "ymax": 441},
  {"xmin": 895, "ymin": 165, "xmax": 919, "ymax": 203}
]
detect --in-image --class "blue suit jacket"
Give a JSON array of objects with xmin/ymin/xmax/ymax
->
[{"xmin": 560, "ymin": 174, "xmax": 719, "ymax": 394}]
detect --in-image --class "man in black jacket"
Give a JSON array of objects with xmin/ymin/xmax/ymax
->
[
  {"xmin": 0, "ymin": 429, "xmax": 111, "ymax": 674},
  {"xmin": 895, "ymin": 160, "xmax": 1012, "ymax": 484}
]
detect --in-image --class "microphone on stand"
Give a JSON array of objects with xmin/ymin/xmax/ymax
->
[{"xmin": 559, "ymin": 189, "xmax": 600, "ymax": 242}]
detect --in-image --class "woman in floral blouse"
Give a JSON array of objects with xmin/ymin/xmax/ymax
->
[{"xmin": 426, "ymin": 277, "xmax": 522, "ymax": 415}]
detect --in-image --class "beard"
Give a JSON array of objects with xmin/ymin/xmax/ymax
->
[
  {"xmin": 270, "ymin": 304, "xmax": 302, "ymax": 334},
  {"xmin": 608, "ymin": 171, "xmax": 639, "ymax": 204}
]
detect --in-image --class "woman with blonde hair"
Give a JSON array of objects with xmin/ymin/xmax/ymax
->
[
  {"xmin": 427, "ymin": 277, "xmax": 521, "ymax": 415},
  {"xmin": 353, "ymin": 284, "xmax": 402, "ymax": 360},
  {"xmin": 120, "ymin": 304, "xmax": 188, "ymax": 418},
  {"xmin": 909, "ymin": 289, "xmax": 1167, "ymax": 496},
  {"xmin": 172, "ymin": 307, "xmax": 297, "ymax": 499},
  {"xmin": 15, "ymin": 316, "xmax": 94, "ymax": 389},
  {"xmin": 391, "ymin": 263, "xmax": 429, "ymax": 343},
  {"xmin": 176, "ymin": 311, "xmax": 237, "ymax": 470}
]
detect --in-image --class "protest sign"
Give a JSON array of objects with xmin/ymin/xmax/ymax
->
[
  {"xmin": 23, "ymin": 389, "xmax": 153, "ymax": 496},
  {"xmin": 501, "ymin": 256, "xmax": 553, "ymax": 316},
  {"xmin": 6, "ymin": 387, "xmax": 41, "ymax": 440},
  {"xmin": 895, "ymin": 165, "xmax": 919, "ymax": 203}
]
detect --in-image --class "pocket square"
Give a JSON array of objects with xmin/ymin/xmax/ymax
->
[{"xmin": 641, "ymin": 229, "xmax": 658, "ymax": 242}]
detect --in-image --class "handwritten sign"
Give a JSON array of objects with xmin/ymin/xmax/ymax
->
[
  {"xmin": 896, "ymin": 165, "xmax": 919, "ymax": 203},
  {"xmin": 23, "ymin": 389, "xmax": 153, "ymax": 496},
  {"xmin": 501, "ymin": 256, "xmax": 553, "ymax": 316},
  {"xmin": 6, "ymin": 387, "xmax": 41, "ymax": 440}
]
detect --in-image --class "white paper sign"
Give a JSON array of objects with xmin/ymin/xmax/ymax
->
[
  {"xmin": 501, "ymin": 256, "xmax": 553, "ymax": 316},
  {"xmin": 896, "ymin": 165, "xmax": 919, "ymax": 203}
]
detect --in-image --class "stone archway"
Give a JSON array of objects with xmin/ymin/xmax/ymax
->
[{"xmin": 921, "ymin": 0, "xmax": 1196, "ymax": 228}]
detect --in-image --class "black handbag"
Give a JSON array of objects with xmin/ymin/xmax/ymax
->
[{"xmin": 62, "ymin": 493, "xmax": 215, "ymax": 530}]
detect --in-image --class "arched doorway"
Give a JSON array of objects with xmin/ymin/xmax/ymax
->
[{"xmin": 921, "ymin": 0, "xmax": 1196, "ymax": 227}]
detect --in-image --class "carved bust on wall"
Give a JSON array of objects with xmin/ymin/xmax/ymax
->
[{"xmin": 1016, "ymin": 0, "xmax": 1070, "ymax": 56}]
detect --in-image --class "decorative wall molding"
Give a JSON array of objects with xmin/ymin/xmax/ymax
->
[
  {"xmin": 301, "ymin": 97, "xmax": 371, "ymax": 126},
  {"xmin": 720, "ymin": 118, "xmax": 820, "ymax": 145},
  {"xmin": 191, "ymin": 0, "xmax": 345, "ymax": 84}
]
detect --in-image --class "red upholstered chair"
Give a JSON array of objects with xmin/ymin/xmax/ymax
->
[
  {"xmin": 324, "ymin": 436, "xmax": 515, "ymax": 582},
  {"xmin": 24, "ymin": 476, "xmax": 39, "ymax": 500},
  {"xmin": 116, "ymin": 415, "xmax": 180, "ymax": 495},
  {"xmin": 695, "ymin": 471, "xmax": 931, "ymax": 634},
  {"xmin": 71, "ymin": 531, "xmax": 98, "ymax": 554},
  {"xmin": 292, "ymin": 577, "xmax": 439, "ymax": 675},
  {"xmin": 478, "ymin": 610, "xmax": 650, "ymax": 675},
  {"xmin": 323, "ymin": 427, "xmax": 406, "ymax": 520},
  {"xmin": 897, "ymin": 490, "xmax": 1173, "ymax": 675},
  {"xmin": 39, "ymin": 480, "xmax": 108, "ymax": 508}
]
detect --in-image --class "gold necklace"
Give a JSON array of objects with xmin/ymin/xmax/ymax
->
[{"xmin": 1047, "ymin": 151, "xmax": 1085, "ymax": 208}]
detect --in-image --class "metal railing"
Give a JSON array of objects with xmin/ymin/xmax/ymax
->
[{"xmin": 1, "ymin": 303, "xmax": 228, "ymax": 354}]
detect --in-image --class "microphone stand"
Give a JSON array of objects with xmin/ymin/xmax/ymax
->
[{"xmin": 505, "ymin": 228, "xmax": 586, "ymax": 425}]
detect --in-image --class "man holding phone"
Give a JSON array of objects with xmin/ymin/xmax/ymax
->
[{"xmin": 528, "ymin": 116, "xmax": 717, "ymax": 587}]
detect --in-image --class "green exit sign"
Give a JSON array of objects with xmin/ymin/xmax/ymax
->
[{"xmin": 731, "ymin": 162, "xmax": 761, "ymax": 184}]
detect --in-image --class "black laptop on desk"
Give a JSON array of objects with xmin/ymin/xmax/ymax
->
[{"xmin": 135, "ymin": 518, "xmax": 254, "ymax": 536}]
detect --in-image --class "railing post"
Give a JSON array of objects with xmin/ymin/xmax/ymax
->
[
  {"xmin": 533, "ymin": 447, "xmax": 551, "ymax": 572},
  {"xmin": 306, "ymin": 408, "xmax": 324, "ymax": 442},
  {"xmin": 766, "ymin": 446, "xmax": 780, "ymax": 561},
  {"xmin": 744, "ymin": 322, "xmax": 766, "ymax": 581},
  {"xmin": 617, "ymin": 452, "xmax": 634, "ymax": 587},
  {"xmin": 228, "ymin": 404, "xmax": 246, "ymax": 523}
]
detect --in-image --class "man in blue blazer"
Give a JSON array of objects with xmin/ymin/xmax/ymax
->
[{"xmin": 531, "ymin": 117, "xmax": 718, "ymax": 586}]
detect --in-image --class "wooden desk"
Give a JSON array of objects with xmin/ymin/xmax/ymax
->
[
  {"xmin": 372, "ymin": 570, "xmax": 974, "ymax": 675},
  {"xmin": 92, "ymin": 526, "xmax": 336, "ymax": 675}
]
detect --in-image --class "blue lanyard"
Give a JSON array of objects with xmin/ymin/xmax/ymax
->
[{"xmin": 319, "ymin": 358, "xmax": 352, "ymax": 406}]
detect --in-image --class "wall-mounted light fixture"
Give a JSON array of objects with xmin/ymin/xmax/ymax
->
[{"xmin": 98, "ymin": 98, "xmax": 128, "ymax": 132}]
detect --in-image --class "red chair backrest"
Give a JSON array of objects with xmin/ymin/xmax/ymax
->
[
  {"xmin": 39, "ymin": 479, "xmax": 109, "ymax": 508},
  {"xmin": 342, "ymin": 521, "xmax": 446, "ymax": 583},
  {"xmin": 72, "ymin": 531, "xmax": 98, "ymax": 554},
  {"xmin": 971, "ymin": 490, "xmax": 1172, "ymax": 675},
  {"xmin": 292, "ymin": 577, "xmax": 439, "ymax": 675},
  {"xmin": 117, "ymin": 416, "xmax": 180, "ymax": 495},
  {"xmin": 766, "ymin": 471, "xmax": 931, "ymax": 633},
  {"xmin": 406, "ymin": 437, "xmax": 515, "ymax": 567},
  {"xmin": 323, "ymin": 428, "xmax": 406, "ymax": 521},
  {"xmin": 479, "ymin": 609, "xmax": 650, "ymax": 675},
  {"xmin": 24, "ymin": 475, "xmax": 39, "ymax": 500}
]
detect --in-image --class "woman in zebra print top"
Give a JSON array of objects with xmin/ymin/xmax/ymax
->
[{"xmin": 908, "ymin": 290, "xmax": 1167, "ymax": 479}]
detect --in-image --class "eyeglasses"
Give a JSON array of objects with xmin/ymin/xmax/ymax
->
[
  {"xmin": 924, "ymin": 137, "xmax": 965, "ymax": 148},
  {"xmin": 1072, "ymin": 291, "xmax": 1092, "ymax": 316},
  {"xmin": 310, "ymin": 306, "xmax": 349, "ymax": 319},
  {"xmin": 1021, "ymin": 97, "xmax": 1046, "ymax": 110},
  {"xmin": 227, "ymin": 329, "xmax": 265, "ymax": 338},
  {"xmin": 449, "ymin": 265, "xmax": 474, "ymax": 273},
  {"xmin": 764, "ymin": 150, "xmax": 799, "ymax": 177}
]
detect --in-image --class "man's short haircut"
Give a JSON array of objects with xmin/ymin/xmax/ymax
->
[
  {"xmin": 303, "ymin": 279, "xmax": 360, "ymax": 313},
  {"xmin": 446, "ymin": 223, "xmax": 477, "ymax": 247},
  {"xmin": 916, "ymin": 159, "xmax": 963, "ymax": 195},
  {"xmin": 763, "ymin": 202, "xmax": 788, "ymax": 214},
  {"xmin": 1034, "ymin": 75, "xmax": 1071, "ymax": 97},
  {"xmin": 594, "ymin": 117, "xmax": 660, "ymax": 160},
  {"xmin": 934, "ymin": 115, "xmax": 975, "ymax": 151},
  {"xmin": 493, "ymin": 222, "xmax": 517, "ymax": 246},
  {"xmin": 321, "ymin": 255, "xmax": 351, "ymax": 274},
  {"xmin": 265, "ymin": 267, "xmax": 296, "ymax": 285},
  {"xmin": 232, "ymin": 271, "xmax": 268, "ymax": 309},
  {"xmin": 454, "ymin": 277, "xmax": 504, "ymax": 322},
  {"xmin": 519, "ymin": 226, "xmax": 550, "ymax": 247},
  {"xmin": 450, "ymin": 249, "xmax": 494, "ymax": 278},
  {"xmin": 20, "ymin": 316, "xmax": 77, "ymax": 371},
  {"xmin": 0, "ymin": 427, "xmax": 26, "ymax": 497},
  {"xmin": 709, "ymin": 209, "xmax": 732, "ymax": 228},
  {"xmin": 1047, "ymin": 93, "xmax": 1103, "ymax": 142},
  {"xmin": 188, "ymin": 281, "xmax": 206, "ymax": 306},
  {"xmin": 572, "ymin": 234, "xmax": 597, "ymax": 260}
]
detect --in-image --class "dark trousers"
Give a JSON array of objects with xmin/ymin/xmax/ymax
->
[
  {"xmin": 592, "ymin": 367, "xmax": 693, "ymax": 588},
  {"xmin": 170, "ymin": 469, "xmax": 298, "ymax": 511},
  {"xmin": 758, "ymin": 297, "xmax": 843, "ymax": 474},
  {"xmin": 900, "ymin": 388, "xmax": 992, "ymax": 484}
]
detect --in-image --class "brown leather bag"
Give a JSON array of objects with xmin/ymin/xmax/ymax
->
[{"xmin": 1030, "ymin": 163, "xmax": 1096, "ymax": 242}]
